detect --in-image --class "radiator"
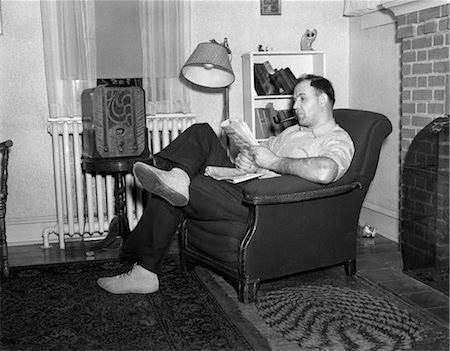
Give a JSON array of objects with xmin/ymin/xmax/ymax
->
[{"xmin": 43, "ymin": 113, "xmax": 196, "ymax": 249}]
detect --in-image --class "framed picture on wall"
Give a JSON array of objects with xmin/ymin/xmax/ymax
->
[{"xmin": 261, "ymin": 0, "xmax": 281, "ymax": 16}]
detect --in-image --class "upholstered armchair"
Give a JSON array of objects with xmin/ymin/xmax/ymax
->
[
  {"xmin": 181, "ymin": 109, "xmax": 392, "ymax": 303},
  {"xmin": 1, "ymin": 140, "xmax": 13, "ymax": 278}
]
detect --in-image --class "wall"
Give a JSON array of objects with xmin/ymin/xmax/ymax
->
[
  {"xmin": 0, "ymin": 0, "xmax": 57, "ymax": 245},
  {"xmin": 190, "ymin": 0, "xmax": 350, "ymax": 132},
  {"xmin": 348, "ymin": 11, "xmax": 401, "ymax": 242},
  {"xmin": 2, "ymin": 0, "xmax": 350, "ymax": 245}
]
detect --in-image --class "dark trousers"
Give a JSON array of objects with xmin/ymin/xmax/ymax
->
[{"xmin": 122, "ymin": 123, "xmax": 249, "ymax": 273}]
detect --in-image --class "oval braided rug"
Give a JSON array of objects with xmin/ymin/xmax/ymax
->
[{"xmin": 256, "ymin": 285, "xmax": 423, "ymax": 351}]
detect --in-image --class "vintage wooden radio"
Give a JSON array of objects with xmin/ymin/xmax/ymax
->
[{"xmin": 81, "ymin": 85, "xmax": 150, "ymax": 159}]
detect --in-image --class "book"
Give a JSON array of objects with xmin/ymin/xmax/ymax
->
[
  {"xmin": 254, "ymin": 63, "xmax": 275, "ymax": 95},
  {"xmin": 273, "ymin": 69, "xmax": 292, "ymax": 95},
  {"xmin": 284, "ymin": 67, "xmax": 298, "ymax": 87},
  {"xmin": 262, "ymin": 61, "xmax": 284, "ymax": 95},
  {"xmin": 269, "ymin": 73, "xmax": 285, "ymax": 95},
  {"xmin": 262, "ymin": 61, "xmax": 275, "ymax": 75},
  {"xmin": 274, "ymin": 109, "xmax": 297, "ymax": 129},
  {"xmin": 255, "ymin": 104, "xmax": 289, "ymax": 139},
  {"xmin": 279, "ymin": 69, "xmax": 295, "ymax": 94},
  {"xmin": 255, "ymin": 107, "xmax": 270, "ymax": 139}
]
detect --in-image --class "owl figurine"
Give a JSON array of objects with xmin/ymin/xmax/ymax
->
[{"xmin": 300, "ymin": 29, "xmax": 317, "ymax": 51}]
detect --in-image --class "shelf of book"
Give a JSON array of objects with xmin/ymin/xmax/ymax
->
[
  {"xmin": 254, "ymin": 95, "xmax": 289, "ymax": 100},
  {"xmin": 242, "ymin": 51, "xmax": 326, "ymax": 140}
]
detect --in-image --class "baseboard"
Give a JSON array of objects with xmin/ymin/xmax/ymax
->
[
  {"xmin": 5, "ymin": 215, "xmax": 57, "ymax": 246},
  {"xmin": 5, "ymin": 215, "xmax": 181, "ymax": 252},
  {"xmin": 360, "ymin": 201, "xmax": 399, "ymax": 243}
]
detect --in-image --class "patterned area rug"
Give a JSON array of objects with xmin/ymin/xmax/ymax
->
[
  {"xmin": 0, "ymin": 256, "xmax": 269, "ymax": 351},
  {"xmin": 257, "ymin": 285, "xmax": 423, "ymax": 351}
]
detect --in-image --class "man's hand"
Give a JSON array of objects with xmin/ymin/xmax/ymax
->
[
  {"xmin": 246, "ymin": 145, "xmax": 279, "ymax": 170},
  {"xmin": 235, "ymin": 149, "xmax": 259, "ymax": 173}
]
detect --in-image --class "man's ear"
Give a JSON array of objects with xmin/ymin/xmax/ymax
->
[{"xmin": 319, "ymin": 93, "xmax": 327, "ymax": 107}]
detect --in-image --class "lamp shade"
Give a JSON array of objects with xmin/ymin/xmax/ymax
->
[{"xmin": 181, "ymin": 42, "xmax": 235, "ymax": 88}]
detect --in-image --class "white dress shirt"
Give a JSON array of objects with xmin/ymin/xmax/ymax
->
[{"xmin": 266, "ymin": 119, "xmax": 355, "ymax": 181}]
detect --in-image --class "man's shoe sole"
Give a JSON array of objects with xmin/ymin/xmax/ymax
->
[
  {"xmin": 97, "ymin": 278, "xmax": 158, "ymax": 294},
  {"xmin": 133, "ymin": 163, "xmax": 188, "ymax": 207}
]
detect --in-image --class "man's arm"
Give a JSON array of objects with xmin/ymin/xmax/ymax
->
[{"xmin": 247, "ymin": 145, "xmax": 338, "ymax": 184}]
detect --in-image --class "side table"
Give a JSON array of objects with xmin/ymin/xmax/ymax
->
[{"xmin": 82, "ymin": 156, "xmax": 150, "ymax": 251}]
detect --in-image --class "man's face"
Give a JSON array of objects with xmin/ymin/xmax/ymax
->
[{"xmin": 292, "ymin": 80, "xmax": 322, "ymax": 127}]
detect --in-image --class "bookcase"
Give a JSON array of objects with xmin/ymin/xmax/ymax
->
[{"xmin": 242, "ymin": 51, "xmax": 326, "ymax": 140}]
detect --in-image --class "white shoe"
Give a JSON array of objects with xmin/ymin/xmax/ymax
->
[
  {"xmin": 97, "ymin": 263, "xmax": 159, "ymax": 294},
  {"xmin": 133, "ymin": 162, "xmax": 190, "ymax": 207}
]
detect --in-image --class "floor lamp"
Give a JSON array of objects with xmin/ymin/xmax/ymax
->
[{"xmin": 181, "ymin": 39, "xmax": 235, "ymax": 148}]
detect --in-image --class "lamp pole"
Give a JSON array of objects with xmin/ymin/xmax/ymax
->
[{"xmin": 223, "ymin": 86, "xmax": 230, "ymax": 151}]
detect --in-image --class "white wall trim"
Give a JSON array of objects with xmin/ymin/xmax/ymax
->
[
  {"xmin": 382, "ymin": 0, "xmax": 449, "ymax": 16},
  {"xmin": 7, "ymin": 215, "xmax": 56, "ymax": 226},
  {"xmin": 359, "ymin": 0, "xmax": 448, "ymax": 29},
  {"xmin": 6, "ymin": 215, "xmax": 107, "ymax": 246},
  {"xmin": 360, "ymin": 9, "xmax": 396, "ymax": 29},
  {"xmin": 6, "ymin": 215, "xmax": 57, "ymax": 246},
  {"xmin": 362, "ymin": 200, "xmax": 399, "ymax": 219},
  {"xmin": 360, "ymin": 201, "xmax": 399, "ymax": 242}
]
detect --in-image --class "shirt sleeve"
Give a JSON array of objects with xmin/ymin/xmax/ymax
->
[{"xmin": 318, "ymin": 131, "xmax": 355, "ymax": 181}]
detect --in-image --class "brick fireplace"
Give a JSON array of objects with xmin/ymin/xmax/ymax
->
[{"xmin": 384, "ymin": 1, "xmax": 449, "ymax": 293}]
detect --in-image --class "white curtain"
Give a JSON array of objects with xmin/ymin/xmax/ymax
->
[
  {"xmin": 343, "ymin": 0, "xmax": 384, "ymax": 16},
  {"xmin": 41, "ymin": 0, "xmax": 97, "ymax": 118},
  {"xmin": 139, "ymin": 0, "xmax": 191, "ymax": 115}
]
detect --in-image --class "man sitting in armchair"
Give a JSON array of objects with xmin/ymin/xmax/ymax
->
[{"xmin": 97, "ymin": 74, "xmax": 355, "ymax": 294}]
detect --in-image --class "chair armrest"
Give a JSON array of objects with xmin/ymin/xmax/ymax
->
[{"xmin": 243, "ymin": 175, "xmax": 362, "ymax": 205}]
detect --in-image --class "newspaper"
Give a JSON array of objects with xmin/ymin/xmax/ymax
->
[
  {"xmin": 204, "ymin": 166, "xmax": 267, "ymax": 184},
  {"xmin": 220, "ymin": 119, "xmax": 258, "ymax": 151},
  {"xmin": 204, "ymin": 120, "xmax": 279, "ymax": 183}
]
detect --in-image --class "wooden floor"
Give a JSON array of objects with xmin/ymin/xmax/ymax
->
[{"xmin": 6, "ymin": 238, "xmax": 122, "ymax": 267}]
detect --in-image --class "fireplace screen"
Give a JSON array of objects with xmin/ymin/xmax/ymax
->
[{"xmin": 400, "ymin": 117, "xmax": 449, "ymax": 295}]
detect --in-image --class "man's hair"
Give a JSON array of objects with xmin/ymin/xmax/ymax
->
[{"xmin": 297, "ymin": 74, "xmax": 335, "ymax": 107}]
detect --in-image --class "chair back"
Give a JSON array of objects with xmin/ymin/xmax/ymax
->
[
  {"xmin": 334, "ymin": 109, "xmax": 392, "ymax": 184},
  {"xmin": 0, "ymin": 140, "xmax": 13, "ymax": 197}
]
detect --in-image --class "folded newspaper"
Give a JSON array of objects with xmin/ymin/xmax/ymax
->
[
  {"xmin": 204, "ymin": 166, "xmax": 268, "ymax": 184},
  {"xmin": 204, "ymin": 120, "xmax": 278, "ymax": 183}
]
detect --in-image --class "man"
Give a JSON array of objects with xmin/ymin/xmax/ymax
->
[{"xmin": 97, "ymin": 74, "xmax": 354, "ymax": 294}]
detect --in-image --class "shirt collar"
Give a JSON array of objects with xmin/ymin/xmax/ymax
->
[{"xmin": 299, "ymin": 119, "xmax": 337, "ymax": 138}]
